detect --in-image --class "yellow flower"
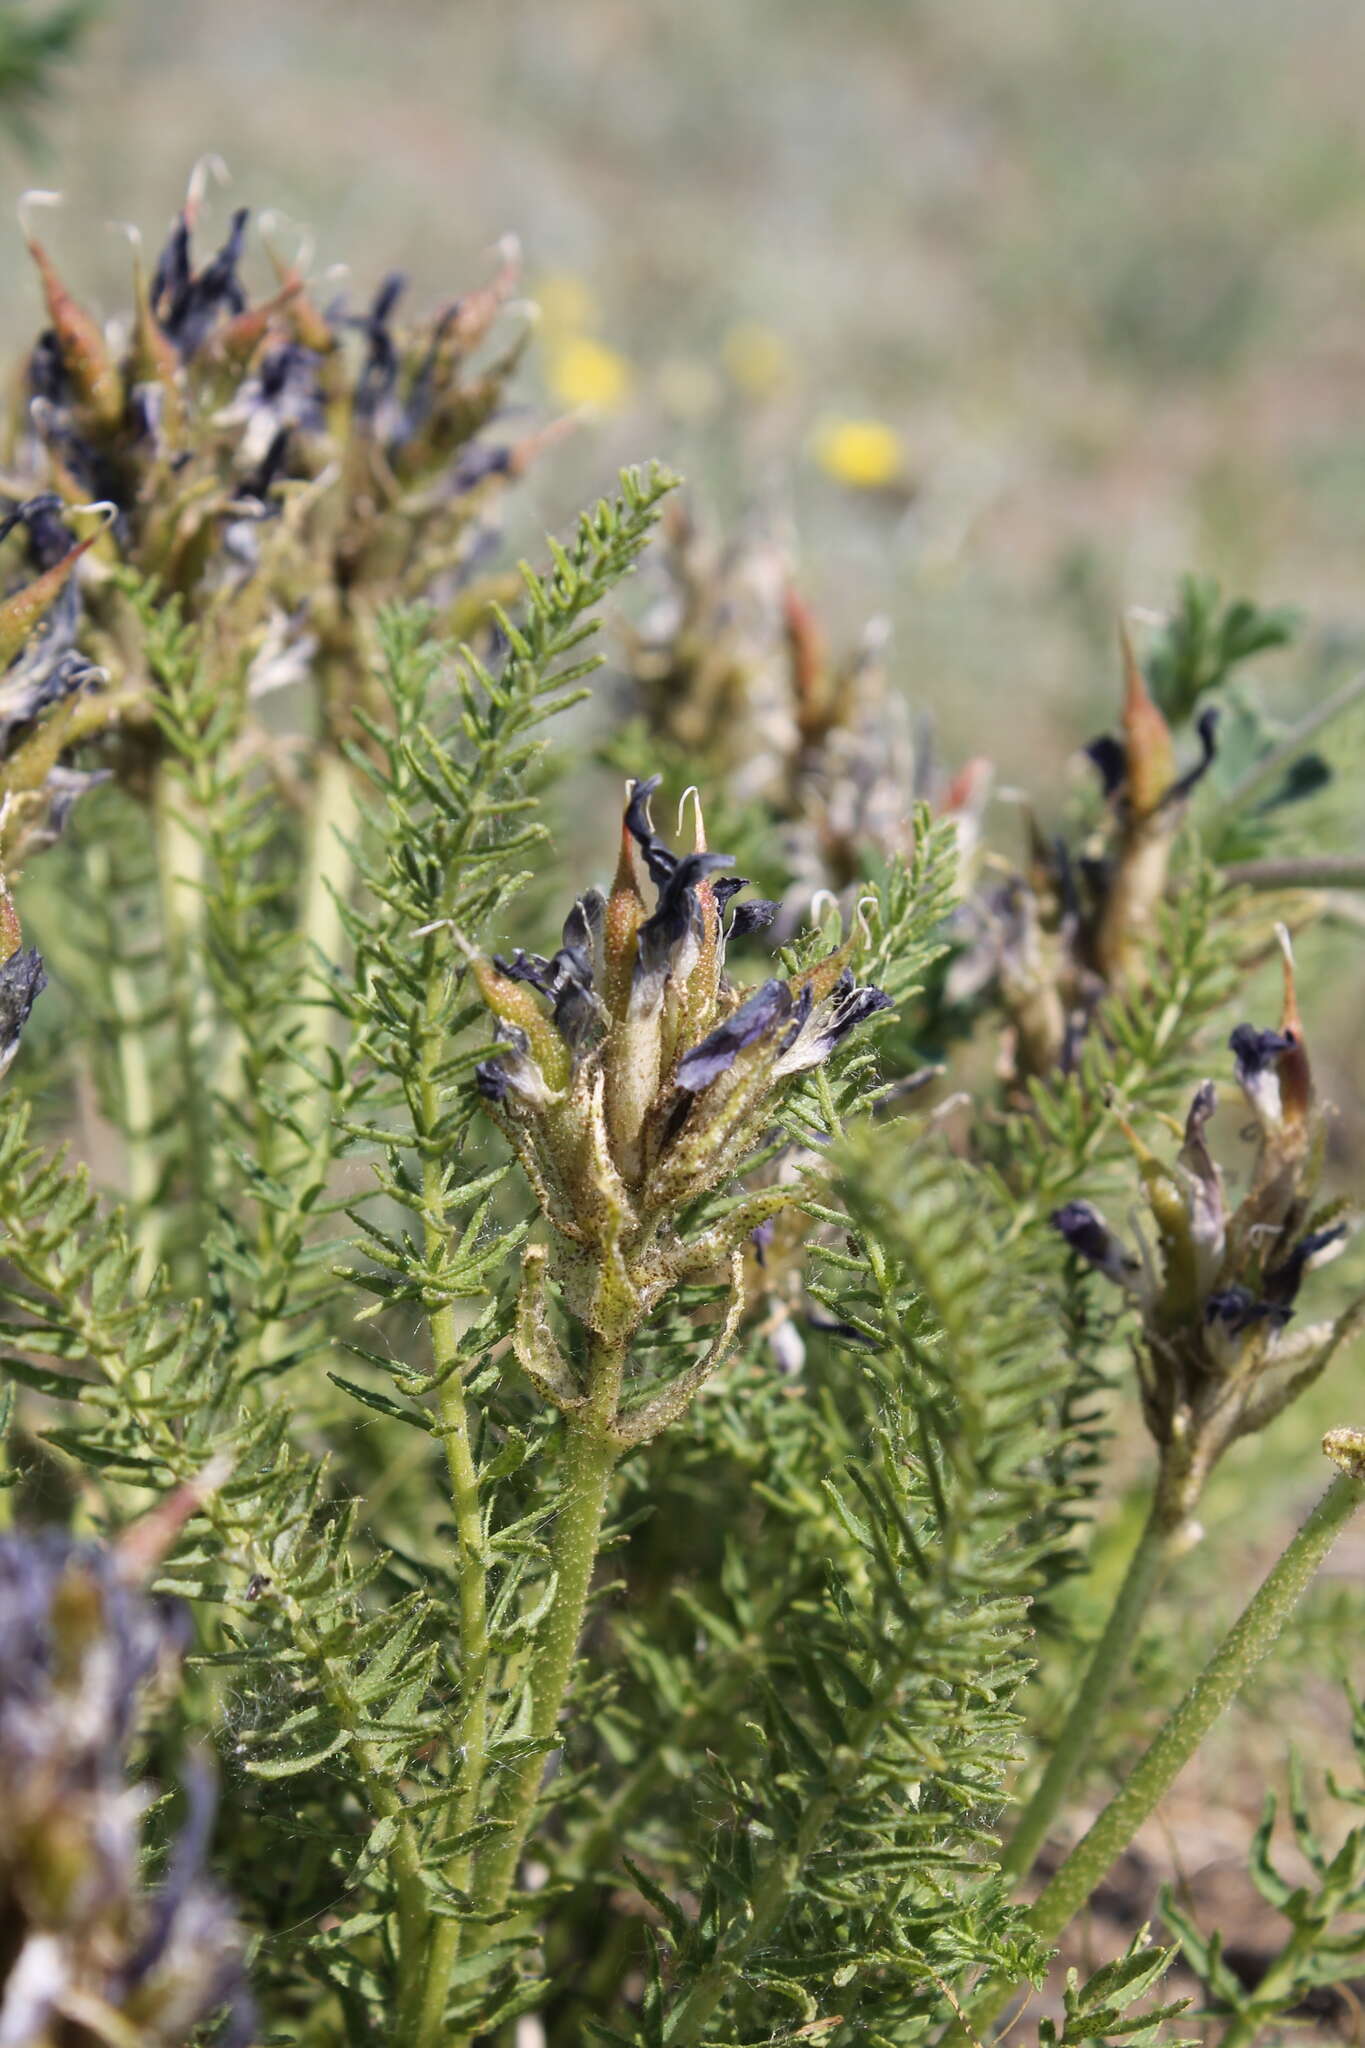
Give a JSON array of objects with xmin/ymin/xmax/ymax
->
[
  {"xmin": 546, "ymin": 335, "xmax": 633, "ymax": 414},
  {"xmin": 811, "ymin": 416, "xmax": 907, "ymax": 491},
  {"xmin": 534, "ymin": 272, "xmax": 599, "ymax": 336},
  {"xmin": 723, "ymin": 322, "xmax": 794, "ymax": 399}
]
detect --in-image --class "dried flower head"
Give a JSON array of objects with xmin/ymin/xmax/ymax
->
[
  {"xmin": 1052, "ymin": 932, "xmax": 1360, "ymax": 1529},
  {"xmin": 0, "ymin": 177, "xmax": 565, "ymax": 869},
  {"xmin": 624, "ymin": 504, "xmax": 984, "ymax": 928},
  {"xmin": 468, "ymin": 776, "xmax": 891, "ymax": 1441},
  {"xmin": 0, "ymin": 1510, "xmax": 249, "ymax": 2047},
  {"xmin": 949, "ymin": 624, "xmax": 1220, "ymax": 1080}
]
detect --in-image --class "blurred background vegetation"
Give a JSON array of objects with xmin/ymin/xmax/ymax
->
[
  {"xmin": 15, "ymin": 0, "xmax": 1365, "ymax": 1054},
  {"xmin": 5, "ymin": 0, "xmax": 1365, "ymax": 2007}
]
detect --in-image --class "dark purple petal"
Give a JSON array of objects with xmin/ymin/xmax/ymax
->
[
  {"xmin": 1165, "ymin": 705, "xmax": 1221, "ymax": 805},
  {"xmin": 552, "ymin": 977, "xmax": 603, "ymax": 1056},
  {"xmin": 711, "ymin": 876, "xmax": 750, "ymax": 913},
  {"xmin": 675, "ymin": 978, "xmax": 793, "ymax": 1091},
  {"xmin": 635, "ymin": 850, "xmax": 734, "ymax": 985},
  {"xmin": 150, "ymin": 213, "xmax": 193, "ymax": 318},
  {"xmin": 0, "ymin": 946, "xmax": 46, "ymax": 1063},
  {"xmin": 1179, "ymin": 1079, "xmax": 1219, "ymax": 1188},
  {"xmin": 160, "ymin": 208, "xmax": 251, "ymax": 359},
  {"xmin": 452, "ymin": 442, "xmax": 513, "ymax": 493},
  {"xmin": 729, "ymin": 899, "xmax": 779, "ymax": 938},
  {"xmin": 1050, "ymin": 1199, "xmax": 1136, "ymax": 1287},
  {"xmin": 624, "ymin": 774, "xmax": 676, "ymax": 887},
  {"xmin": 1264, "ymin": 1224, "xmax": 1348, "ymax": 1311},
  {"xmin": 562, "ymin": 889, "xmax": 605, "ymax": 973},
  {"xmin": 822, "ymin": 982, "xmax": 893, "ymax": 1047},
  {"xmin": 494, "ymin": 950, "xmax": 554, "ymax": 995},
  {"xmin": 1229, "ymin": 1023, "xmax": 1294, "ymax": 1078},
  {"xmin": 352, "ymin": 273, "xmax": 406, "ymax": 422},
  {"xmin": 1204, "ymin": 1285, "xmax": 1278, "ymax": 1332},
  {"xmin": 237, "ymin": 424, "xmax": 292, "ymax": 511},
  {"xmin": 1084, "ymin": 734, "xmax": 1127, "ymax": 799},
  {"xmin": 475, "ymin": 1060, "xmax": 510, "ymax": 1102},
  {"xmin": 0, "ymin": 491, "xmax": 75, "ymax": 570}
]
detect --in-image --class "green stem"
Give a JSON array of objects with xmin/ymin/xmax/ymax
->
[
  {"xmin": 470, "ymin": 1397, "xmax": 621, "ymax": 1927},
  {"xmin": 242, "ymin": 747, "xmax": 360, "ymax": 1380},
  {"xmin": 408, "ymin": 1074, "xmax": 494, "ymax": 2048},
  {"xmin": 1215, "ymin": 1916, "xmax": 1320, "ymax": 2048},
  {"xmin": 1213, "ymin": 665, "xmax": 1365, "ymax": 820},
  {"xmin": 1222, "ymin": 855, "xmax": 1365, "ymax": 892},
  {"xmin": 959, "ymin": 1460, "xmax": 1365, "ymax": 2043},
  {"xmin": 294, "ymin": 744, "xmax": 360, "ymax": 1135},
  {"xmin": 84, "ymin": 841, "xmax": 164, "ymax": 1289},
  {"xmin": 151, "ymin": 761, "xmax": 215, "ymax": 1252},
  {"xmin": 1029, "ymin": 1468, "xmax": 1363, "ymax": 1940},
  {"xmin": 1001, "ymin": 1492, "xmax": 1183, "ymax": 1884}
]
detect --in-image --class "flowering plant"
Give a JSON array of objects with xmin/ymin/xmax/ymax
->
[{"xmin": 0, "ymin": 180, "xmax": 1360, "ymax": 2048}]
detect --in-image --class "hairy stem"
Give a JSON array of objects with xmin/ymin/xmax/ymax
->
[
  {"xmin": 1222, "ymin": 855, "xmax": 1365, "ymax": 892},
  {"xmin": 470, "ymin": 1388, "xmax": 622, "ymax": 1926},
  {"xmin": 83, "ymin": 841, "xmax": 165, "ymax": 1289},
  {"xmin": 294, "ymin": 743, "xmax": 360, "ymax": 1129},
  {"xmin": 1001, "ymin": 1490, "xmax": 1185, "ymax": 1883},
  {"xmin": 1030, "ymin": 1468, "xmax": 1364, "ymax": 1936},
  {"xmin": 151, "ymin": 760, "xmax": 215, "ymax": 1252},
  {"xmin": 958, "ymin": 1461, "xmax": 1365, "ymax": 2043},
  {"xmin": 403, "ymin": 910, "xmax": 497, "ymax": 2046}
]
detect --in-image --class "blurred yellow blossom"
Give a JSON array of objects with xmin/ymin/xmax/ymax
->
[
  {"xmin": 723, "ymin": 321, "xmax": 794, "ymax": 398},
  {"xmin": 535, "ymin": 271, "xmax": 599, "ymax": 335},
  {"xmin": 546, "ymin": 334, "xmax": 633, "ymax": 413},
  {"xmin": 811, "ymin": 416, "xmax": 907, "ymax": 490}
]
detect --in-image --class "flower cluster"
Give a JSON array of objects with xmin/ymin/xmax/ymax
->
[
  {"xmin": 470, "ymin": 776, "xmax": 891, "ymax": 1439},
  {"xmin": 0, "ymin": 1520, "xmax": 249, "ymax": 2047},
  {"xmin": 949, "ymin": 629, "xmax": 1219, "ymax": 1077},
  {"xmin": 1052, "ymin": 935, "xmax": 1360, "ymax": 1530},
  {"xmin": 623, "ymin": 503, "xmax": 989, "ymax": 927},
  {"xmin": 0, "ymin": 172, "xmax": 564, "ymax": 870}
]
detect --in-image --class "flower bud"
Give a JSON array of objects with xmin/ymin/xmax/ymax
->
[{"xmin": 472, "ymin": 775, "xmax": 893, "ymax": 1382}]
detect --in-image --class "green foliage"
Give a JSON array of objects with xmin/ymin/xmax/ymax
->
[
  {"xmin": 1143, "ymin": 577, "xmax": 1298, "ymax": 725},
  {"xmin": 0, "ymin": 0, "xmax": 95, "ymax": 142},
  {"xmin": 1162, "ymin": 1688, "xmax": 1365, "ymax": 2042},
  {"xmin": 1040, "ymin": 1933, "xmax": 1192, "ymax": 2048},
  {"xmin": 0, "ymin": 449, "xmax": 1359, "ymax": 2048},
  {"xmin": 659, "ymin": 1129, "xmax": 1071, "ymax": 2044}
]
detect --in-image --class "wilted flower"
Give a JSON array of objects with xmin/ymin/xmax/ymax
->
[
  {"xmin": 1052, "ymin": 933, "xmax": 1360, "ymax": 1531},
  {"xmin": 1085, "ymin": 626, "xmax": 1220, "ymax": 984},
  {"xmin": 0, "ymin": 1495, "xmax": 250, "ymax": 2047},
  {"xmin": 948, "ymin": 625, "xmax": 1221, "ymax": 1080},
  {"xmin": 468, "ymin": 776, "xmax": 891, "ymax": 1441},
  {"xmin": 0, "ymin": 178, "xmax": 565, "ymax": 872},
  {"xmin": 623, "ymin": 504, "xmax": 981, "ymax": 932}
]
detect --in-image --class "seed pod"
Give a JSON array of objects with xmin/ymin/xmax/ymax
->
[{"xmin": 24, "ymin": 215, "xmax": 124, "ymax": 432}]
